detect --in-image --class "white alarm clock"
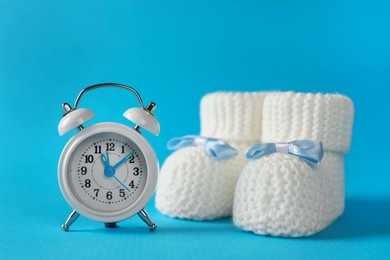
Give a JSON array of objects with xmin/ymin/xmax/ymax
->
[{"xmin": 57, "ymin": 83, "xmax": 160, "ymax": 232}]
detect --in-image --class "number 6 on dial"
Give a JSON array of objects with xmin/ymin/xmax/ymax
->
[{"xmin": 57, "ymin": 83, "xmax": 160, "ymax": 232}]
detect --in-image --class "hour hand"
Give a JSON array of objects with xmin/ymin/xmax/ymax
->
[{"xmin": 101, "ymin": 151, "xmax": 110, "ymax": 168}]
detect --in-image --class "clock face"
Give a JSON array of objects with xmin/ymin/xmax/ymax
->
[
  {"xmin": 66, "ymin": 132, "xmax": 148, "ymax": 214},
  {"xmin": 59, "ymin": 123, "xmax": 158, "ymax": 222}
]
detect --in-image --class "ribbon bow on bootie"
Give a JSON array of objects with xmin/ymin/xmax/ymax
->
[
  {"xmin": 246, "ymin": 140, "xmax": 324, "ymax": 165},
  {"xmin": 167, "ymin": 135, "xmax": 238, "ymax": 159}
]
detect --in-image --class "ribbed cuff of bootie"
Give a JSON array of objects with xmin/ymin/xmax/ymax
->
[
  {"xmin": 200, "ymin": 92, "xmax": 268, "ymax": 142},
  {"xmin": 261, "ymin": 92, "xmax": 354, "ymax": 153}
]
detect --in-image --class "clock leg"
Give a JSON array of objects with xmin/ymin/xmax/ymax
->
[
  {"xmin": 137, "ymin": 209, "xmax": 157, "ymax": 231},
  {"xmin": 62, "ymin": 210, "xmax": 80, "ymax": 231}
]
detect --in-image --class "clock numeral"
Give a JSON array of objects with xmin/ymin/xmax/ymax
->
[
  {"xmin": 121, "ymin": 146, "xmax": 125, "ymax": 153},
  {"xmin": 94, "ymin": 189, "xmax": 99, "ymax": 197},
  {"xmin": 128, "ymin": 156, "xmax": 135, "ymax": 163},
  {"xmin": 85, "ymin": 179, "xmax": 91, "ymax": 188},
  {"xmin": 94, "ymin": 145, "xmax": 102, "ymax": 154},
  {"xmin": 106, "ymin": 143, "xmax": 115, "ymax": 151},
  {"xmin": 106, "ymin": 191, "xmax": 113, "ymax": 200},
  {"xmin": 80, "ymin": 166, "xmax": 87, "ymax": 175},
  {"xmin": 119, "ymin": 189, "xmax": 125, "ymax": 197},
  {"xmin": 129, "ymin": 180, "xmax": 135, "ymax": 189},
  {"xmin": 133, "ymin": 167, "xmax": 139, "ymax": 176},
  {"xmin": 85, "ymin": 155, "xmax": 94, "ymax": 163}
]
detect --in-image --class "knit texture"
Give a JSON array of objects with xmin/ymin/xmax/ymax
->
[
  {"xmin": 233, "ymin": 152, "xmax": 344, "ymax": 237},
  {"xmin": 156, "ymin": 92, "xmax": 268, "ymax": 220},
  {"xmin": 200, "ymin": 92, "xmax": 266, "ymax": 141},
  {"xmin": 261, "ymin": 92, "xmax": 354, "ymax": 153},
  {"xmin": 156, "ymin": 143, "xmax": 250, "ymax": 220},
  {"xmin": 233, "ymin": 92, "xmax": 354, "ymax": 237}
]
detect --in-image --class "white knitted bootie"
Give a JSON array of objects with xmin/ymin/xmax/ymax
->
[
  {"xmin": 156, "ymin": 92, "xmax": 267, "ymax": 220},
  {"xmin": 233, "ymin": 92, "xmax": 354, "ymax": 237}
]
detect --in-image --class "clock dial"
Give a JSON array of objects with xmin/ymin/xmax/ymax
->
[{"xmin": 67, "ymin": 132, "xmax": 147, "ymax": 213}]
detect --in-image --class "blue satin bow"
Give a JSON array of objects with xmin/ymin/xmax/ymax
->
[
  {"xmin": 246, "ymin": 140, "xmax": 324, "ymax": 165},
  {"xmin": 167, "ymin": 135, "xmax": 238, "ymax": 159}
]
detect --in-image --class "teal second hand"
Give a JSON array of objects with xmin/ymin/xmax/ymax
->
[{"xmin": 113, "ymin": 176, "xmax": 131, "ymax": 192}]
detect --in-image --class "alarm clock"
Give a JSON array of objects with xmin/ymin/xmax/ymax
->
[{"xmin": 57, "ymin": 83, "xmax": 160, "ymax": 232}]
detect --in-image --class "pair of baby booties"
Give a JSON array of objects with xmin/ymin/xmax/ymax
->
[{"xmin": 155, "ymin": 91, "xmax": 354, "ymax": 237}]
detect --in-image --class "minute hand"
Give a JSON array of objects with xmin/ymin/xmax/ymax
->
[{"xmin": 113, "ymin": 152, "xmax": 134, "ymax": 169}]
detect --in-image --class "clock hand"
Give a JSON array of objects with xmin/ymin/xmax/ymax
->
[
  {"xmin": 101, "ymin": 153, "xmax": 110, "ymax": 168},
  {"xmin": 101, "ymin": 152, "xmax": 132, "ymax": 192},
  {"xmin": 101, "ymin": 153, "xmax": 116, "ymax": 178},
  {"xmin": 113, "ymin": 151, "xmax": 134, "ymax": 169},
  {"xmin": 105, "ymin": 150, "xmax": 110, "ymax": 166},
  {"xmin": 113, "ymin": 175, "xmax": 131, "ymax": 192}
]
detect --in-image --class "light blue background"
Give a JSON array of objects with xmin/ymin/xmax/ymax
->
[{"xmin": 0, "ymin": 0, "xmax": 389, "ymax": 259}]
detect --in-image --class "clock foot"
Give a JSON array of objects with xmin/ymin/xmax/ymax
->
[
  {"xmin": 105, "ymin": 222, "xmax": 117, "ymax": 228},
  {"xmin": 62, "ymin": 210, "xmax": 80, "ymax": 231},
  {"xmin": 138, "ymin": 209, "xmax": 157, "ymax": 231}
]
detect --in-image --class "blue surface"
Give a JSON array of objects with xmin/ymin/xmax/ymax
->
[{"xmin": 0, "ymin": 0, "xmax": 389, "ymax": 259}]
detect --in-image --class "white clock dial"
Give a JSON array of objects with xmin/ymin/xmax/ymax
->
[{"xmin": 67, "ymin": 132, "xmax": 147, "ymax": 213}]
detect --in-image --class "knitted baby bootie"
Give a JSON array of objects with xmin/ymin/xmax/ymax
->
[
  {"xmin": 156, "ymin": 92, "xmax": 267, "ymax": 220},
  {"xmin": 233, "ymin": 92, "xmax": 354, "ymax": 237}
]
